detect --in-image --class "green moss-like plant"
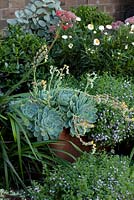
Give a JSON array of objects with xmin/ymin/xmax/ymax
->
[{"xmin": 29, "ymin": 152, "xmax": 134, "ymax": 199}]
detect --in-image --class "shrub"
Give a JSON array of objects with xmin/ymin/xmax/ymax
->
[
  {"xmin": 29, "ymin": 152, "xmax": 134, "ymax": 200},
  {"xmin": 50, "ymin": 14, "xmax": 134, "ymax": 78},
  {"xmin": 79, "ymin": 74, "xmax": 134, "ymax": 147},
  {"xmin": 0, "ymin": 26, "xmax": 46, "ymax": 93},
  {"xmin": 71, "ymin": 5, "xmax": 113, "ymax": 29},
  {"xmin": 85, "ymin": 73, "xmax": 134, "ymax": 107},
  {"xmin": 82, "ymin": 23, "xmax": 134, "ymax": 77}
]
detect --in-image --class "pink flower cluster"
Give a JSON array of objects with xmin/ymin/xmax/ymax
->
[
  {"xmin": 125, "ymin": 16, "xmax": 134, "ymax": 24},
  {"xmin": 111, "ymin": 20, "xmax": 124, "ymax": 30},
  {"xmin": 56, "ymin": 10, "xmax": 77, "ymax": 30}
]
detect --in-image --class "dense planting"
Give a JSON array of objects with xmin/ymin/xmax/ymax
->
[{"xmin": 0, "ymin": 0, "xmax": 134, "ymax": 198}]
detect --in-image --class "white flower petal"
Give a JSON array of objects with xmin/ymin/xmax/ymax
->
[
  {"xmin": 62, "ymin": 35, "xmax": 68, "ymax": 39},
  {"xmin": 106, "ymin": 24, "xmax": 112, "ymax": 29}
]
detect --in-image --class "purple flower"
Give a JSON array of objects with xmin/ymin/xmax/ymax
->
[
  {"xmin": 125, "ymin": 16, "xmax": 134, "ymax": 24},
  {"xmin": 111, "ymin": 21, "xmax": 124, "ymax": 30}
]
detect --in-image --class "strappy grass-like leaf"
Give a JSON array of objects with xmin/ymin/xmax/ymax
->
[
  {"xmin": 9, "ymin": 114, "xmax": 23, "ymax": 179},
  {"xmin": 0, "ymin": 134, "xmax": 27, "ymax": 190},
  {"xmin": 8, "ymin": 112, "xmax": 38, "ymax": 160}
]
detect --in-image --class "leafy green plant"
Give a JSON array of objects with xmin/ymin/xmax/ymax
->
[
  {"xmin": 84, "ymin": 73, "xmax": 134, "ymax": 107},
  {"xmin": 65, "ymin": 74, "xmax": 134, "ymax": 147},
  {"xmin": 91, "ymin": 100, "xmax": 134, "ymax": 147},
  {"xmin": 0, "ymin": 32, "xmax": 59, "ymax": 190},
  {"xmin": 0, "ymin": 188, "xmax": 28, "ymax": 200},
  {"xmin": 7, "ymin": 0, "xmax": 61, "ymax": 39},
  {"xmin": 62, "ymin": 73, "xmax": 134, "ymax": 151},
  {"xmin": 0, "ymin": 25, "xmax": 46, "ymax": 93},
  {"xmin": 50, "ymin": 12, "xmax": 134, "ymax": 78},
  {"xmin": 82, "ymin": 21, "xmax": 134, "ymax": 77},
  {"xmin": 29, "ymin": 152, "xmax": 134, "ymax": 200},
  {"xmin": 0, "ymin": 90, "xmax": 58, "ymax": 190},
  {"xmin": 71, "ymin": 5, "xmax": 113, "ymax": 29},
  {"xmin": 79, "ymin": 74, "xmax": 134, "ymax": 148}
]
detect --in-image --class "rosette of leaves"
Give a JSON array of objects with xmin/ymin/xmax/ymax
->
[
  {"xmin": 55, "ymin": 89, "xmax": 98, "ymax": 137},
  {"xmin": 34, "ymin": 106, "xmax": 64, "ymax": 141},
  {"xmin": 9, "ymin": 88, "xmax": 98, "ymax": 141},
  {"xmin": 7, "ymin": 0, "xmax": 61, "ymax": 39},
  {"xmin": 10, "ymin": 96, "xmax": 64, "ymax": 141}
]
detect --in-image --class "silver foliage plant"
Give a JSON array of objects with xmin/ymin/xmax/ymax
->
[
  {"xmin": 15, "ymin": 89, "xmax": 97, "ymax": 141},
  {"xmin": 7, "ymin": 0, "xmax": 61, "ymax": 39}
]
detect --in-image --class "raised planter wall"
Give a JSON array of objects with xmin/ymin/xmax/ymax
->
[{"xmin": 0, "ymin": 0, "xmax": 134, "ymax": 29}]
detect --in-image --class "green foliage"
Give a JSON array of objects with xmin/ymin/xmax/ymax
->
[
  {"xmin": 0, "ymin": 34, "xmax": 59, "ymax": 190},
  {"xmin": 85, "ymin": 73, "xmax": 134, "ymax": 107},
  {"xmin": 71, "ymin": 5, "xmax": 113, "ymax": 29},
  {"xmin": 7, "ymin": 0, "xmax": 61, "ymax": 39},
  {"xmin": 91, "ymin": 102, "xmax": 134, "ymax": 146},
  {"xmin": 0, "ymin": 26, "xmax": 46, "ymax": 93},
  {"xmin": 63, "ymin": 74, "xmax": 134, "ymax": 147},
  {"xmin": 1, "ymin": 3, "xmax": 134, "ymax": 192},
  {"xmin": 0, "ymin": 92, "xmax": 60, "ymax": 190},
  {"xmin": 0, "ymin": 188, "xmax": 27, "ymax": 200},
  {"xmin": 50, "ymin": 14, "xmax": 134, "ymax": 78},
  {"xmin": 29, "ymin": 152, "xmax": 134, "ymax": 200},
  {"xmin": 82, "ymin": 24, "xmax": 134, "ymax": 76},
  {"xmin": 0, "ymin": 94, "xmax": 47, "ymax": 189},
  {"xmin": 79, "ymin": 74, "xmax": 134, "ymax": 146}
]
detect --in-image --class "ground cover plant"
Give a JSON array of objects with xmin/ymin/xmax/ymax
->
[
  {"xmin": 0, "ymin": 0, "xmax": 134, "ymax": 198},
  {"xmin": 29, "ymin": 152, "xmax": 134, "ymax": 200}
]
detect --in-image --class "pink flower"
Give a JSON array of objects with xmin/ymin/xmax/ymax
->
[
  {"xmin": 56, "ymin": 10, "xmax": 77, "ymax": 30},
  {"xmin": 111, "ymin": 20, "xmax": 124, "ymax": 30},
  {"xmin": 56, "ymin": 10, "xmax": 63, "ymax": 17},
  {"xmin": 56, "ymin": 10, "xmax": 77, "ymax": 22},
  {"xmin": 125, "ymin": 16, "xmax": 134, "ymax": 24}
]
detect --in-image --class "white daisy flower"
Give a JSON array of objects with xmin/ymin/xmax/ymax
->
[
  {"xmin": 76, "ymin": 17, "xmax": 81, "ymax": 22},
  {"xmin": 62, "ymin": 35, "xmax": 68, "ymax": 39},
  {"xmin": 68, "ymin": 43, "xmax": 73, "ymax": 49},
  {"xmin": 98, "ymin": 25, "xmax": 105, "ymax": 31},
  {"xmin": 93, "ymin": 38, "xmax": 100, "ymax": 46},
  {"xmin": 106, "ymin": 24, "xmax": 112, "ymax": 29},
  {"xmin": 87, "ymin": 24, "xmax": 94, "ymax": 30}
]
